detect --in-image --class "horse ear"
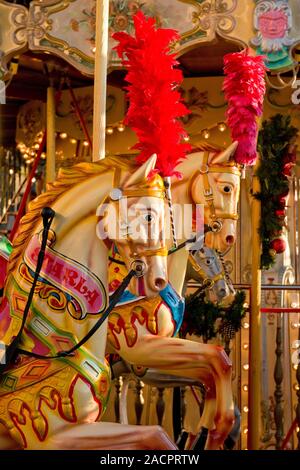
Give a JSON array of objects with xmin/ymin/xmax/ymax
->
[
  {"xmin": 123, "ymin": 154, "xmax": 157, "ymax": 188},
  {"xmin": 210, "ymin": 141, "xmax": 238, "ymax": 165}
]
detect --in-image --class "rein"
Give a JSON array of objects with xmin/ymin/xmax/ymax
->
[{"xmin": 2, "ymin": 207, "xmax": 141, "ymax": 366}]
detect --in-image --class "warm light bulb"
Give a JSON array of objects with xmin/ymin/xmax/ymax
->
[
  {"xmin": 70, "ymin": 138, "xmax": 77, "ymax": 144},
  {"xmin": 106, "ymin": 127, "xmax": 114, "ymax": 135},
  {"xmin": 31, "ymin": 177, "xmax": 36, "ymax": 183},
  {"xmin": 243, "ymin": 385, "xmax": 248, "ymax": 392},
  {"xmin": 202, "ymin": 129, "xmax": 210, "ymax": 139},
  {"xmin": 59, "ymin": 132, "xmax": 68, "ymax": 139},
  {"xmin": 183, "ymin": 135, "xmax": 190, "ymax": 142},
  {"xmin": 243, "ymin": 343, "xmax": 249, "ymax": 350},
  {"xmin": 243, "ymin": 322, "xmax": 250, "ymax": 329},
  {"xmin": 218, "ymin": 122, "xmax": 227, "ymax": 132},
  {"xmin": 117, "ymin": 123, "xmax": 125, "ymax": 132},
  {"xmin": 34, "ymin": 143, "xmax": 40, "ymax": 149},
  {"xmin": 41, "ymin": 152, "xmax": 46, "ymax": 159},
  {"xmin": 83, "ymin": 141, "xmax": 89, "ymax": 147},
  {"xmin": 243, "ymin": 406, "xmax": 249, "ymax": 413},
  {"xmin": 243, "ymin": 364, "xmax": 249, "ymax": 371},
  {"xmin": 9, "ymin": 169, "xmax": 14, "ymax": 175}
]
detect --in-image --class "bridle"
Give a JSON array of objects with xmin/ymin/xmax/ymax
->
[
  {"xmin": 195, "ymin": 151, "xmax": 241, "ymax": 234},
  {"xmin": 108, "ymin": 179, "xmax": 168, "ymax": 276},
  {"xmin": 188, "ymin": 251, "xmax": 225, "ymax": 291}
]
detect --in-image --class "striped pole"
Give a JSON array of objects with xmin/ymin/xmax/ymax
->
[{"xmin": 164, "ymin": 177, "xmax": 177, "ymax": 249}]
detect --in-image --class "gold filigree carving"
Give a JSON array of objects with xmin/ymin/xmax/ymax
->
[{"xmin": 108, "ymin": 297, "xmax": 162, "ymax": 350}]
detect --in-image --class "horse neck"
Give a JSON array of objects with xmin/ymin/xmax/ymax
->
[
  {"xmin": 171, "ymin": 152, "xmax": 205, "ymax": 206},
  {"xmin": 11, "ymin": 169, "xmax": 118, "ymax": 363}
]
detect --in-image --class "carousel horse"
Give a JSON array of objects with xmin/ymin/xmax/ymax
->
[
  {"xmin": 49, "ymin": 143, "xmax": 241, "ymax": 450},
  {"xmin": 107, "ymin": 240, "xmax": 239, "ymax": 449},
  {"xmin": 184, "ymin": 245, "xmax": 235, "ymax": 305},
  {"xmin": 0, "ymin": 155, "xmax": 179, "ymax": 450},
  {"xmin": 99, "ymin": 142, "xmax": 241, "ymax": 450}
]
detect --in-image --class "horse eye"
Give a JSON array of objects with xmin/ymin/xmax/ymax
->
[
  {"xmin": 223, "ymin": 185, "xmax": 232, "ymax": 194},
  {"xmin": 145, "ymin": 214, "xmax": 153, "ymax": 222},
  {"xmin": 205, "ymin": 259, "xmax": 211, "ymax": 265}
]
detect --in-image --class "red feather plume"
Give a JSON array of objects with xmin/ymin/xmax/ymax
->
[
  {"xmin": 113, "ymin": 12, "xmax": 191, "ymax": 178},
  {"xmin": 223, "ymin": 49, "xmax": 266, "ymax": 166}
]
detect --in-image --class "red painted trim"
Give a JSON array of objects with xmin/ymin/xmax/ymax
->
[
  {"xmin": 281, "ymin": 418, "xmax": 298, "ymax": 450},
  {"xmin": 261, "ymin": 308, "xmax": 300, "ymax": 313}
]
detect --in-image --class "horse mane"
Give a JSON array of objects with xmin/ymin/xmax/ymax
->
[{"xmin": 8, "ymin": 156, "xmax": 136, "ymax": 274}]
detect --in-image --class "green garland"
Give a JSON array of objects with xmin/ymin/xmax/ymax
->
[
  {"xmin": 255, "ymin": 114, "xmax": 298, "ymax": 269},
  {"xmin": 181, "ymin": 290, "xmax": 247, "ymax": 342}
]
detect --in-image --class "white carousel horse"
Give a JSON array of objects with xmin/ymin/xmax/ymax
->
[
  {"xmin": 108, "ymin": 242, "xmax": 239, "ymax": 447},
  {"xmin": 0, "ymin": 155, "xmax": 178, "ymax": 450},
  {"xmin": 25, "ymin": 143, "xmax": 241, "ymax": 450},
  {"xmin": 103, "ymin": 143, "xmax": 241, "ymax": 450}
]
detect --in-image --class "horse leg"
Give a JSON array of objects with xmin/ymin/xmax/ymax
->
[
  {"xmin": 44, "ymin": 422, "xmax": 177, "ymax": 450},
  {"xmin": 113, "ymin": 334, "xmax": 234, "ymax": 449}
]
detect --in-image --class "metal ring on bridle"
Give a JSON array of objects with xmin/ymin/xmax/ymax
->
[
  {"xmin": 130, "ymin": 259, "xmax": 147, "ymax": 278},
  {"xmin": 210, "ymin": 219, "xmax": 223, "ymax": 233},
  {"xmin": 203, "ymin": 278, "xmax": 214, "ymax": 289}
]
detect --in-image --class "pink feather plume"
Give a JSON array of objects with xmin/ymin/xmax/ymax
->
[{"xmin": 223, "ymin": 49, "xmax": 267, "ymax": 166}]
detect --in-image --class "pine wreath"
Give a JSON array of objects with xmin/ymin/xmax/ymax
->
[
  {"xmin": 181, "ymin": 290, "xmax": 247, "ymax": 342},
  {"xmin": 255, "ymin": 114, "xmax": 298, "ymax": 269}
]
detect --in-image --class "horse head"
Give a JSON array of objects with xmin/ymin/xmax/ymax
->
[
  {"xmin": 189, "ymin": 142, "xmax": 241, "ymax": 253},
  {"xmin": 189, "ymin": 246, "xmax": 235, "ymax": 306},
  {"xmin": 97, "ymin": 155, "xmax": 168, "ymax": 298}
]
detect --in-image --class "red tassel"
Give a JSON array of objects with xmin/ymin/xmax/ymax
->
[
  {"xmin": 223, "ymin": 49, "xmax": 266, "ymax": 166},
  {"xmin": 113, "ymin": 12, "xmax": 191, "ymax": 177}
]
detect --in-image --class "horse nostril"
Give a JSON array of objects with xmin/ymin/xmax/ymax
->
[
  {"xmin": 226, "ymin": 235, "xmax": 235, "ymax": 245},
  {"xmin": 154, "ymin": 278, "xmax": 167, "ymax": 291},
  {"xmin": 219, "ymin": 288, "xmax": 227, "ymax": 297}
]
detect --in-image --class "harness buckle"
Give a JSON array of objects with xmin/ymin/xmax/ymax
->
[
  {"xmin": 199, "ymin": 164, "xmax": 209, "ymax": 175},
  {"xmin": 210, "ymin": 219, "xmax": 223, "ymax": 233},
  {"xmin": 130, "ymin": 259, "xmax": 147, "ymax": 278},
  {"xmin": 204, "ymin": 188, "xmax": 213, "ymax": 199}
]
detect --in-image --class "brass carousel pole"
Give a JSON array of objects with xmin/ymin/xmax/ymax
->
[
  {"xmin": 248, "ymin": 158, "xmax": 262, "ymax": 450},
  {"xmin": 46, "ymin": 77, "xmax": 56, "ymax": 183},
  {"xmin": 92, "ymin": 0, "xmax": 109, "ymax": 162}
]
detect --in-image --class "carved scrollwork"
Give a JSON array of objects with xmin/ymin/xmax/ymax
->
[
  {"xmin": 193, "ymin": 0, "xmax": 237, "ymax": 36},
  {"xmin": 11, "ymin": 6, "xmax": 47, "ymax": 46}
]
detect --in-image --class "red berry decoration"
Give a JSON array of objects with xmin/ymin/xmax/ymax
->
[
  {"xmin": 270, "ymin": 238, "xmax": 286, "ymax": 254},
  {"xmin": 282, "ymin": 163, "xmax": 293, "ymax": 176},
  {"xmin": 275, "ymin": 209, "xmax": 285, "ymax": 217},
  {"xmin": 277, "ymin": 198, "xmax": 286, "ymax": 209}
]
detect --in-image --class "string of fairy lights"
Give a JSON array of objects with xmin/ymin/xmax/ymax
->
[{"xmin": 14, "ymin": 119, "xmax": 229, "ymax": 172}]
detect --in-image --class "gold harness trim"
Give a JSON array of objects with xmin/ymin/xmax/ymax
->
[{"xmin": 200, "ymin": 152, "xmax": 241, "ymax": 227}]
